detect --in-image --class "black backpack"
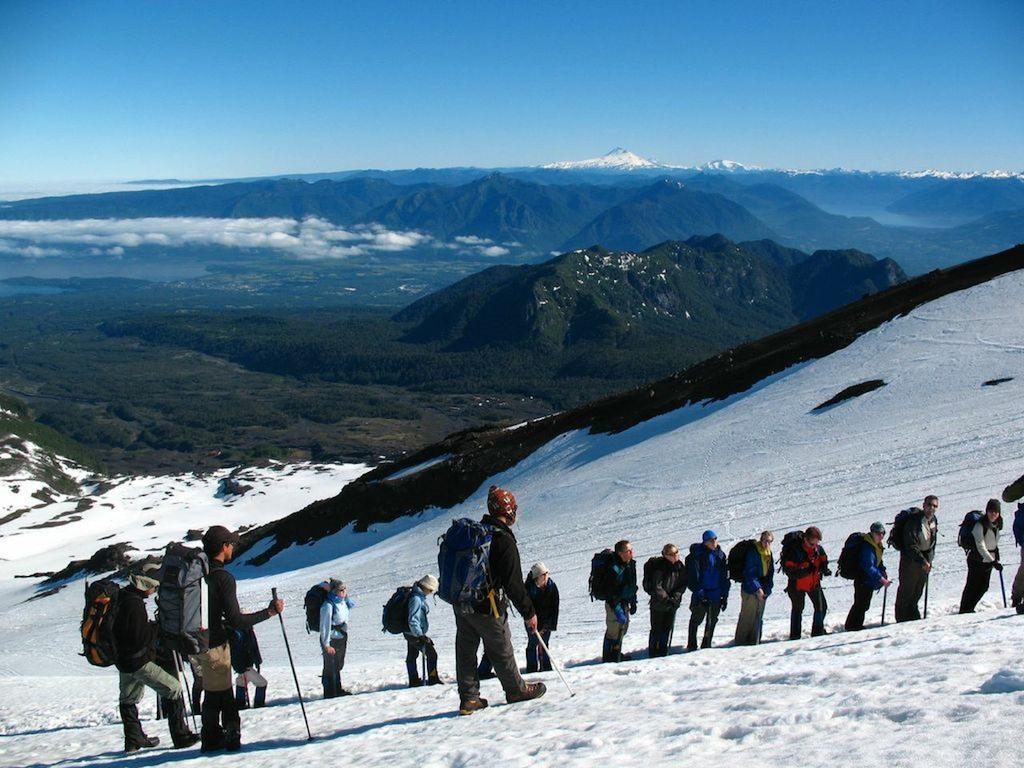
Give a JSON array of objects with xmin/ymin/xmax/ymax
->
[
  {"xmin": 958, "ymin": 511, "xmax": 984, "ymax": 552},
  {"xmin": 887, "ymin": 509, "xmax": 917, "ymax": 552},
  {"xmin": 727, "ymin": 540, "xmax": 757, "ymax": 583},
  {"xmin": 779, "ymin": 531, "xmax": 806, "ymax": 574},
  {"xmin": 304, "ymin": 583, "xmax": 329, "ymax": 633},
  {"xmin": 81, "ymin": 579, "xmax": 121, "ymax": 667},
  {"xmin": 589, "ymin": 549, "xmax": 617, "ymax": 601},
  {"xmin": 382, "ymin": 586, "xmax": 414, "ymax": 634},
  {"xmin": 642, "ymin": 557, "xmax": 661, "ymax": 595},
  {"xmin": 836, "ymin": 533, "xmax": 865, "ymax": 580},
  {"xmin": 1013, "ymin": 504, "xmax": 1024, "ymax": 549}
]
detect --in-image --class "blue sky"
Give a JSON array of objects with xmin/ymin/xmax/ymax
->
[{"xmin": 1, "ymin": 0, "xmax": 1021, "ymax": 182}]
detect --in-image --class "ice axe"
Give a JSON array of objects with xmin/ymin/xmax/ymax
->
[
  {"xmin": 531, "ymin": 626, "xmax": 574, "ymax": 697},
  {"xmin": 272, "ymin": 587, "xmax": 313, "ymax": 741},
  {"xmin": 880, "ymin": 584, "xmax": 889, "ymax": 627}
]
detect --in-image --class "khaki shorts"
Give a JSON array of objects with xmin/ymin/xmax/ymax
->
[{"xmin": 192, "ymin": 642, "xmax": 233, "ymax": 692}]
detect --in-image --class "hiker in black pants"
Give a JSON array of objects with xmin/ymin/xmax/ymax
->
[
  {"xmin": 844, "ymin": 522, "xmax": 892, "ymax": 631},
  {"xmin": 524, "ymin": 562, "xmax": 560, "ymax": 672},
  {"xmin": 894, "ymin": 496, "xmax": 939, "ymax": 622},
  {"xmin": 960, "ymin": 499, "xmax": 1003, "ymax": 613},
  {"xmin": 114, "ymin": 567, "xmax": 198, "ymax": 753},
  {"xmin": 686, "ymin": 530, "xmax": 730, "ymax": 650},
  {"xmin": 644, "ymin": 544, "xmax": 685, "ymax": 658},
  {"xmin": 197, "ymin": 526, "xmax": 282, "ymax": 753},
  {"xmin": 405, "ymin": 574, "xmax": 441, "ymax": 687},
  {"xmin": 781, "ymin": 526, "xmax": 830, "ymax": 639}
]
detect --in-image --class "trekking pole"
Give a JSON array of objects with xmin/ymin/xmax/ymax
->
[
  {"xmin": 999, "ymin": 568, "xmax": 1007, "ymax": 608},
  {"xmin": 173, "ymin": 650, "xmax": 199, "ymax": 733},
  {"xmin": 531, "ymin": 627, "xmax": 574, "ymax": 697},
  {"xmin": 923, "ymin": 574, "xmax": 929, "ymax": 619},
  {"xmin": 421, "ymin": 649, "xmax": 427, "ymax": 682},
  {"xmin": 880, "ymin": 585, "xmax": 889, "ymax": 627},
  {"xmin": 272, "ymin": 588, "xmax": 313, "ymax": 741}
]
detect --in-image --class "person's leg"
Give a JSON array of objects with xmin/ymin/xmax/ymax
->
[
  {"xmin": 810, "ymin": 586, "xmax": 827, "ymax": 636},
  {"xmin": 960, "ymin": 560, "xmax": 987, "ymax": 613},
  {"xmin": 454, "ymin": 612, "xmax": 483, "ymax": 703},
  {"xmin": 235, "ymin": 672, "xmax": 249, "ymax": 710},
  {"xmin": 789, "ymin": 589, "xmax": 806, "ymax": 640},
  {"xmin": 423, "ymin": 637, "xmax": 440, "ymax": 682},
  {"xmin": 321, "ymin": 645, "xmax": 338, "ymax": 698},
  {"xmin": 405, "ymin": 636, "xmax": 421, "ymax": 684},
  {"xmin": 603, "ymin": 603, "xmax": 621, "ymax": 661},
  {"xmin": 525, "ymin": 631, "xmax": 540, "ymax": 672},
  {"xmin": 247, "ymin": 669, "xmax": 268, "ymax": 708},
  {"xmin": 1012, "ymin": 553, "xmax": 1024, "ymax": 611},
  {"xmin": 118, "ymin": 671, "xmax": 153, "ymax": 750},
  {"xmin": 702, "ymin": 602, "xmax": 721, "ymax": 648},
  {"xmin": 130, "ymin": 662, "xmax": 187, "ymax": 748},
  {"xmin": 472, "ymin": 612, "xmax": 526, "ymax": 697},
  {"xmin": 477, "ymin": 652, "xmax": 494, "ymax": 678},
  {"xmin": 734, "ymin": 592, "xmax": 758, "ymax": 646},
  {"xmin": 332, "ymin": 635, "xmax": 348, "ymax": 694},
  {"xmin": 894, "ymin": 556, "xmax": 911, "ymax": 622},
  {"xmin": 688, "ymin": 601, "xmax": 707, "ymax": 650},
  {"xmin": 539, "ymin": 630, "xmax": 552, "ymax": 671}
]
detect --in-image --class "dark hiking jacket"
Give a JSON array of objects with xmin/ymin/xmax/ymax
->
[
  {"xmin": 206, "ymin": 560, "xmax": 272, "ymax": 648},
  {"xmin": 481, "ymin": 514, "xmax": 535, "ymax": 621},
  {"xmin": 113, "ymin": 586, "xmax": 156, "ymax": 673}
]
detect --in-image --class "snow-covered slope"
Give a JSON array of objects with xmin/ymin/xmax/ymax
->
[{"xmin": 2, "ymin": 268, "xmax": 1023, "ymax": 766}]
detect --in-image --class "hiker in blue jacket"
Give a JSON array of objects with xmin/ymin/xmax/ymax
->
[
  {"xmin": 735, "ymin": 531, "xmax": 774, "ymax": 646},
  {"xmin": 844, "ymin": 522, "xmax": 892, "ymax": 631},
  {"xmin": 405, "ymin": 574, "xmax": 442, "ymax": 687},
  {"xmin": 686, "ymin": 530, "xmax": 730, "ymax": 650},
  {"xmin": 319, "ymin": 579, "xmax": 355, "ymax": 698},
  {"xmin": 602, "ymin": 540, "xmax": 638, "ymax": 663}
]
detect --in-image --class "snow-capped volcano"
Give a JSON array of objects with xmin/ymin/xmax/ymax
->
[
  {"xmin": 542, "ymin": 147, "xmax": 667, "ymax": 170},
  {"xmin": 698, "ymin": 159, "xmax": 762, "ymax": 172}
]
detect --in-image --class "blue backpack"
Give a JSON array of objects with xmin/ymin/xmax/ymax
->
[
  {"xmin": 1013, "ymin": 504, "xmax": 1024, "ymax": 549},
  {"xmin": 437, "ymin": 519, "xmax": 493, "ymax": 607}
]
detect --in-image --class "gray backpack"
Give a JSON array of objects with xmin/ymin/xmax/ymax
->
[{"xmin": 156, "ymin": 543, "xmax": 210, "ymax": 655}]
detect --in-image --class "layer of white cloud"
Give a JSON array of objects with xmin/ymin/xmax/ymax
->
[{"xmin": 0, "ymin": 217, "xmax": 518, "ymax": 260}]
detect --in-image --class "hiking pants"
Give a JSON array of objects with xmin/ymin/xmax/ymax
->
[
  {"xmin": 895, "ymin": 556, "xmax": 929, "ymax": 622},
  {"xmin": 119, "ymin": 661, "xmax": 181, "ymax": 705},
  {"xmin": 194, "ymin": 644, "xmax": 239, "ymax": 739},
  {"xmin": 844, "ymin": 582, "xmax": 876, "ymax": 631},
  {"xmin": 1012, "ymin": 553, "xmax": 1024, "ymax": 608},
  {"xmin": 322, "ymin": 635, "xmax": 348, "ymax": 698},
  {"xmin": 959, "ymin": 559, "xmax": 994, "ymax": 613},
  {"xmin": 687, "ymin": 600, "xmax": 721, "ymax": 649},
  {"xmin": 788, "ymin": 585, "xmax": 827, "ymax": 639},
  {"xmin": 603, "ymin": 602, "xmax": 629, "ymax": 661},
  {"xmin": 734, "ymin": 591, "xmax": 766, "ymax": 646},
  {"xmin": 454, "ymin": 609, "xmax": 525, "ymax": 700},
  {"xmin": 404, "ymin": 634, "xmax": 438, "ymax": 682},
  {"xmin": 525, "ymin": 629, "xmax": 552, "ymax": 672},
  {"xmin": 648, "ymin": 608, "xmax": 676, "ymax": 658}
]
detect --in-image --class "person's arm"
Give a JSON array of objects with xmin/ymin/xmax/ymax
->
[
  {"xmin": 550, "ymin": 581, "xmax": 559, "ymax": 631},
  {"xmin": 858, "ymin": 542, "xmax": 884, "ymax": 589},
  {"xmin": 210, "ymin": 571, "xmax": 272, "ymax": 632},
  {"xmin": 742, "ymin": 548, "xmax": 761, "ymax": 594},
  {"xmin": 720, "ymin": 553, "xmax": 732, "ymax": 597},
  {"xmin": 319, "ymin": 600, "xmax": 332, "ymax": 649},
  {"xmin": 973, "ymin": 522, "xmax": 995, "ymax": 563},
  {"xmin": 906, "ymin": 516, "xmax": 927, "ymax": 563},
  {"xmin": 407, "ymin": 593, "xmax": 425, "ymax": 638},
  {"xmin": 121, "ymin": 597, "xmax": 151, "ymax": 657},
  {"xmin": 493, "ymin": 534, "xmax": 535, "ymax": 619}
]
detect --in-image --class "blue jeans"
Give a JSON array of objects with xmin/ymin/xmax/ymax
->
[{"xmin": 525, "ymin": 629, "xmax": 551, "ymax": 672}]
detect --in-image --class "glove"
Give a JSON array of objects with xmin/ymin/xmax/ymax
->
[
  {"xmin": 614, "ymin": 605, "xmax": 628, "ymax": 625},
  {"xmin": 992, "ymin": 561, "xmax": 1003, "ymax": 572},
  {"xmin": 719, "ymin": 597, "xmax": 728, "ymax": 612},
  {"xmin": 629, "ymin": 602, "xmax": 637, "ymax": 616}
]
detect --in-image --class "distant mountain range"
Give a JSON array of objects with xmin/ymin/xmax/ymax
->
[{"xmin": 395, "ymin": 235, "xmax": 906, "ymax": 350}]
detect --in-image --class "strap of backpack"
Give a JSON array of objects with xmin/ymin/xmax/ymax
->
[{"xmin": 201, "ymin": 578, "xmax": 210, "ymax": 634}]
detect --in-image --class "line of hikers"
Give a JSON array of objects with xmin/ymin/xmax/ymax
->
[{"xmin": 81, "ymin": 484, "xmax": 1024, "ymax": 753}]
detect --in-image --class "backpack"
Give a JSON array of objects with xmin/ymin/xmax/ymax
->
[
  {"xmin": 588, "ymin": 549, "xmax": 617, "ymax": 601},
  {"xmin": 641, "ymin": 557, "xmax": 661, "ymax": 595},
  {"xmin": 836, "ymin": 533, "xmax": 865, "ymax": 580},
  {"xmin": 229, "ymin": 627, "xmax": 261, "ymax": 673},
  {"xmin": 437, "ymin": 519, "xmax": 493, "ymax": 606},
  {"xmin": 381, "ymin": 586, "xmax": 413, "ymax": 634},
  {"xmin": 81, "ymin": 579, "xmax": 121, "ymax": 667},
  {"xmin": 887, "ymin": 509, "xmax": 917, "ymax": 552},
  {"xmin": 779, "ymin": 531, "xmax": 805, "ymax": 575},
  {"xmin": 155, "ymin": 543, "xmax": 210, "ymax": 655},
  {"xmin": 727, "ymin": 540, "xmax": 757, "ymax": 583},
  {"xmin": 1012, "ymin": 505, "xmax": 1024, "ymax": 549},
  {"xmin": 304, "ymin": 584, "xmax": 329, "ymax": 633},
  {"xmin": 958, "ymin": 511, "xmax": 984, "ymax": 552}
]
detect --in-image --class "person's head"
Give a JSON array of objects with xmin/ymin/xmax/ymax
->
[
  {"xmin": 614, "ymin": 540, "xmax": 634, "ymax": 563},
  {"xmin": 487, "ymin": 485, "xmax": 518, "ymax": 526},
  {"xmin": 202, "ymin": 525, "xmax": 240, "ymax": 563},
  {"xmin": 129, "ymin": 563, "xmax": 161, "ymax": 596},
  {"xmin": 702, "ymin": 530, "xmax": 719, "ymax": 550},
  {"xmin": 759, "ymin": 530, "xmax": 774, "ymax": 550},
  {"xmin": 329, "ymin": 578, "xmax": 347, "ymax": 597},
  {"xmin": 923, "ymin": 495, "xmax": 939, "ymax": 518},
  {"xmin": 804, "ymin": 526, "xmax": 823, "ymax": 547},
  {"xmin": 416, "ymin": 574, "xmax": 439, "ymax": 595},
  {"xmin": 662, "ymin": 543, "xmax": 680, "ymax": 563},
  {"xmin": 869, "ymin": 521, "xmax": 886, "ymax": 544},
  {"xmin": 986, "ymin": 498, "xmax": 1002, "ymax": 522},
  {"xmin": 530, "ymin": 562, "xmax": 550, "ymax": 588}
]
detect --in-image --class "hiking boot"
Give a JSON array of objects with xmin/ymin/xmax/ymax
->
[
  {"xmin": 200, "ymin": 728, "xmax": 225, "ymax": 753},
  {"xmin": 125, "ymin": 736, "xmax": 159, "ymax": 753},
  {"xmin": 338, "ymin": 688, "xmax": 353, "ymax": 696},
  {"xmin": 506, "ymin": 682, "xmax": 546, "ymax": 704},
  {"xmin": 426, "ymin": 672, "xmax": 443, "ymax": 686},
  {"xmin": 1017, "ymin": 603, "xmax": 1024, "ymax": 615},
  {"xmin": 172, "ymin": 733, "xmax": 200, "ymax": 750},
  {"xmin": 224, "ymin": 728, "xmax": 241, "ymax": 752},
  {"xmin": 408, "ymin": 677, "xmax": 424, "ymax": 688},
  {"xmin": 458, "ymin": 697, "xmax": 488, "ymax": 716}
]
